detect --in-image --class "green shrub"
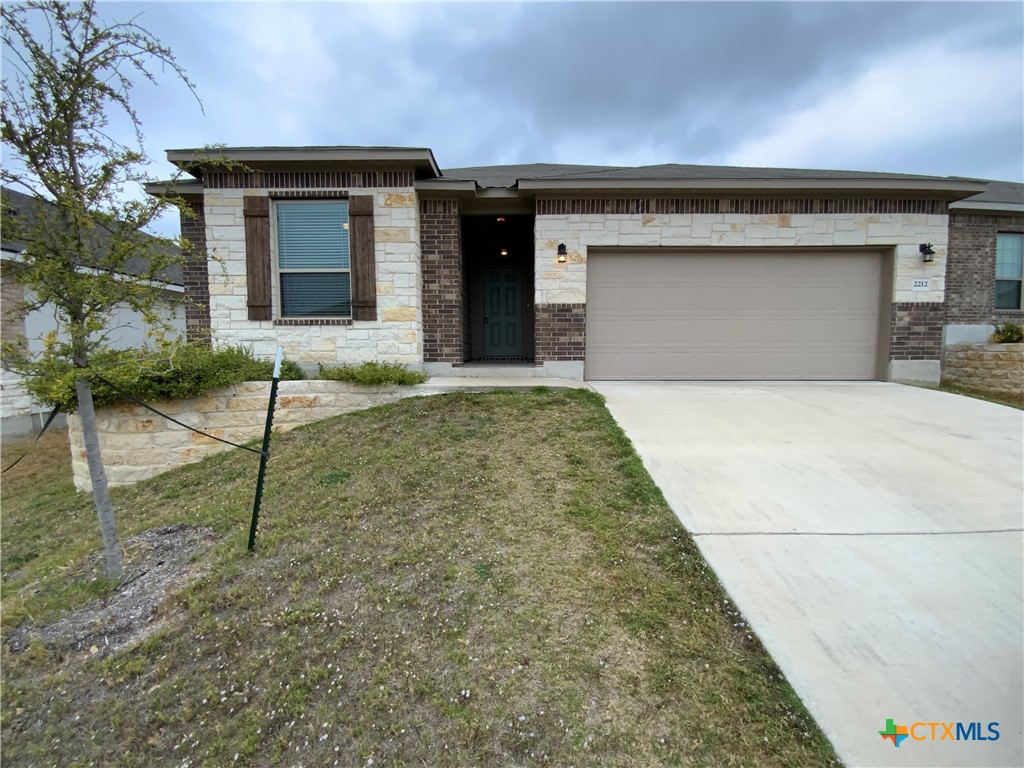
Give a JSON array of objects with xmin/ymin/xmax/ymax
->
[
  {"xmin": 27, "ymin": 344, "xmax": 304, "ymax": 411},
  {"xmin": 991, "ymin": 323, "xmax": 1024, "ymax": 344},
  {"xmin": 317, "ymin": 361, "xmax": 428, "ymax": 386}
]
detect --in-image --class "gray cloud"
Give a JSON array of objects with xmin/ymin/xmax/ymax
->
[{"xmin": 24, "ymin": 1, "xmax": 1024, "ymax": 192}]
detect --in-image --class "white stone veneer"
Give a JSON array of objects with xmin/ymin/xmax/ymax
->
[
  {"xmin": 66, "ymin": 380, "xmax": 430, "ymax": 490},
  {"xmin": 534, "ymin": 212, "xmax": 949, "ymax": 305},
  {"xmin": 205, "ymin": 189, "xmax": 421, "ymax": 365}
]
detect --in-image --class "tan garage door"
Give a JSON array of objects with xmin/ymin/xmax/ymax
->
[{"xmin": 586, "ymin": 250, "xmax": 883, "ymax": 380}]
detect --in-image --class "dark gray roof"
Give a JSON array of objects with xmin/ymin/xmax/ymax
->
[
  {"xmin": 439, "ymin": 161, "xmax": 982, "ymax": 187},
  {"xmin": 1, "ymin": 187, "xmax": 183, "ymax": 286},
  {"xmin": 951, "ymin": 179, "xmax": 1024, "ymax": 209},
  {"xmin": 441, "ymin": 163, "xmax": 622, "ymax": 188}
]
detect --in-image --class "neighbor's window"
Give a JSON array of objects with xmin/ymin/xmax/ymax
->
[
  {"xmin": 995, "ymin": 233, "xmax": 1024, "ymax": 310},
  {"xmin": 276, "ymin": 200, "xmax": 351, "ymax": 317}
]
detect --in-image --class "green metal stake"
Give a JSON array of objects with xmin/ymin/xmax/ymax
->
[{"xmin": 248, "ymin": 346, "xmax": 283, "ymax": 552}]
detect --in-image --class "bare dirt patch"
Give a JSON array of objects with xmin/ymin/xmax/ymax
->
[{"xmin": 6, "ymin": 524, "xmax": 213, "ymax": 658}]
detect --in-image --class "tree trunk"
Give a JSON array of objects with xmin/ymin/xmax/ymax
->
[{"xmin": 75, "ymin": 377, "xmax": 123, "ymax": 580}]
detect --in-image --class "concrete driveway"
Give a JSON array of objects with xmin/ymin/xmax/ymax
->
[{"xmin": 593, "ymin": 382, "xmax": 1023, "ymax": 768}]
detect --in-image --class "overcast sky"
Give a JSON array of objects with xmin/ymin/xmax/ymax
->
[{"xmin": 6, "ymin": 1, "xmax": 1024, "ymax": 234}]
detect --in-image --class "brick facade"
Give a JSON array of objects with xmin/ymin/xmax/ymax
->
[
  {"xmin": 946, "ymin": 211, "xmax": 1024, "ymax": 325},
  {"xmin": 889, "ymin": 302, "xmax": 944, "ymax": 361},
  {"xmin": 203, "ymin": 170, "xmax": 414, "ymax": 190},
  {"xmin": 535, "ymin": 303, "xmax": 586, "ymax": 361},
  {"xmin": 537, "ymin": 197, "xmax": 949, "ymax": 216},
  {"xmin": 179, "ymin": 199, "xmax": 211, "ymax": 343},
  {"xmin": 420, "ymin": 199, "xmax": 464, "ymax": 364}
]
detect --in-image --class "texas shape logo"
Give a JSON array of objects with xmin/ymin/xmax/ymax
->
[{"xmin": 879, "ymin": 718, "xmax": 909, "ymax": 748}]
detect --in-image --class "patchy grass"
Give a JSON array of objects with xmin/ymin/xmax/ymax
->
[
  {"xmin": 1, "ymin": 391, "xmax": 839, "ymax": 766},
  {"xmin": 936, "ymin": 382, "xmax": 1023, "ymax": 410}
]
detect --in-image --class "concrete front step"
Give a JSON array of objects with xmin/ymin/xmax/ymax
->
[{"xmin": 441, "ymin": 363, "xmax": 547, "ymax": 379}]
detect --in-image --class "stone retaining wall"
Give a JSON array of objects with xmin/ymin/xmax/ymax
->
[
  {"xmin": 67, "ymin": 380, "xmax": 439, "ymax": 491},
  {"xmin": 942, "ymin": 343, "xmax": 1024, "ymax": 396}
]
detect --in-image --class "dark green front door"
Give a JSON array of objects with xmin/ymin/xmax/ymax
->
[{"xmin": 483, "ymin": 268, "xmax": 522, "ymax": 357}]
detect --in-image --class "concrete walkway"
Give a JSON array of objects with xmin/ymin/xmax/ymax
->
[{"xmin": 593, "ymin": 382, "xmax": 1023, "ymax": 768}]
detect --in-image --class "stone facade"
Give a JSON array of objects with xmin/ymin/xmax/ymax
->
[
  {"xmin": 420, "ymin": 199, "xmax": 463, "ymax": 364},
  {"xmin": 535, "ymin": 204, "xmax": 949, "ymax": 305},
  {"xmin": 943, "ymin": 343, "xmax": 1024, "ymax": 396},
  {"xmin": 204, "ymin": 188, "xmax": 421, "ymax": 365},
  {"xmin": 945, "ymin": 211, "xmax": 1024, "ymax": 326}
]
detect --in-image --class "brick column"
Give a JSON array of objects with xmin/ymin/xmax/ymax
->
[
  {"xmin": 420, "ymin": 199, "xmax": 463, "ymax": 364},
  {"xmin": 535, "ymin": 303, "xmax": 586, "ymax": 361},
  {"xmin": 889, "ymin": 302, "xmax": 944, "ymax": 362},
  {"xmin": 179, "ymin": 198, "xmax": 211, "ymax": 343}
]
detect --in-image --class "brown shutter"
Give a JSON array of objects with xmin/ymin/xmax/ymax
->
[
  {"xmin": 243, "ymin": 196, "xmax": 272, "ymax": 321},
  {"xmin": 349, "ymin": 195, "xmax": 376, "ymax": 321}
]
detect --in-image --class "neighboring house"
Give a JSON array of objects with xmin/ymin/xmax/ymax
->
[
  {"xmin": 944, "ymin": 180, "xmax": 1024, "ymax": 342},
  {"xmin": 145, "ymin": 146, "xmax": 1021, "ymax": 385},
  {"xmin": 0, "ymin": 187, "xmax": 186, "ymax": 437}
]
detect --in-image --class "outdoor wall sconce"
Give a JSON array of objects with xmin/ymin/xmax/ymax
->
[
  {"xmin": 557, "ymin": 243, "xmax": 568, "ymax": 263},
  {"xmin": 920, "ymin": 243, "xmax": 935, "ymax": 262},
  {"xmin": 499, "ymin": 248, "xmax": 509, "ymax": 257}
]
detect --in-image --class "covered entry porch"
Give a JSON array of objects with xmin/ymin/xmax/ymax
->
[{"xmin": 461, "ymin": 213, "xmax": 535, "ymax": 363}]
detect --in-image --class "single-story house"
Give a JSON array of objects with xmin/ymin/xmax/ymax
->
[
  {"xmin": 146, "ymin": 146, "xmax": 1024, "ymax": 384},
  {"xmin": 0, "ymin": 187, "xmax": 186, "ymax": 436}
]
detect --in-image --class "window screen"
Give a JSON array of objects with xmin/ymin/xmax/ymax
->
[{"xmin": 276, "ymin": 201, "xmax": 351, "ymax": 317}]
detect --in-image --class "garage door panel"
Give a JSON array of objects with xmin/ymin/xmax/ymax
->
[{"xmin": 585, "ymin": 251, "xmax": 882, "ymax": 380}]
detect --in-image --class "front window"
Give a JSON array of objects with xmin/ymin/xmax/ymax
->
[
  {"xmin": 995, "ymin": 233, "xmax": 1023, "ymax": 310},
  {"xmin": 276, "ymin": 200, "xmax": 351, "ymax": 318}
]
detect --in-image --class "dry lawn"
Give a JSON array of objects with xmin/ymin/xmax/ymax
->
[{"xmin": 1, "ymin": 389, "xmax": 839, "ymax": 766}]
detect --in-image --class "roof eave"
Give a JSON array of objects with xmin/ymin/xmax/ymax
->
[
  {"xmin": 167, "ymin": 147, "xmax": 442, "ymax": 178},
  {"xmin": 413, "ymin": 179, "xmax": 478, "ymax": 193},
  {"xmin": 949, "ymin": 200, "xmax": 1024, "ymax": 214},
  {"xmin": 145, "ymin": 180, "xmax": 205, "ymax": 197}
]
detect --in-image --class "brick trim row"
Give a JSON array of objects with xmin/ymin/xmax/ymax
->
[
  {"xmin": 179, "ymin": 200, "xmax": 211, "ymax": 343},
  {"xmin": 268, "ymin": 190, "xmax": 350, "ymax": 199},
  {"xmin": 203, "ymin": 170, "xmax": 413, "ymax": 190},
  {"xmin": 420, "ymin": 199, "xmax": 463, "ymax": 363},
  {"xmin": 273, "ymin": 318, "xmax": 353, "ymax": 327},
  {"xmin": 537, "ymin": 197, "xmax": 950, "ymax": 216},
  {"xmin": 535, "ymin": 303, "xmax": 585, "ymax": 361},
  {"xmin": 946, "ymin": 211, "xmax": 1024, "ymax": 325},
  {"xmin": 889, "ymin": 302, "xmax": 944, "ymax": 361}
]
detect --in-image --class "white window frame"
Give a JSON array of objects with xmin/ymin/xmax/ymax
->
[
  {"xmin": 995, "ymin": 232, "xmax": 1024, "ymax": 311},
  {"xmin": 270, "ymin": 199, "xmax": 352, "ymax": 320}
]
